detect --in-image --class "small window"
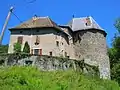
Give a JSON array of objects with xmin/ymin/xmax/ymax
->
[
  {"xmin": 49, "ymin": 52, "xmax": 52, "ymax": 56},
  {"xmin": 85, "ymin": 23, "xmax": 88, "ymax": 26},
  {"xmin": 62, "ymin": 42, "xmax": 63, "ymax": 45},
  {"xmin": 56, "ymin": 41, "xmax": 59, "ymax": 47},
  {"xmin": 20, "ymin": 31, "xmax": 23, "ymax": 33},
  {"xmin": 17, "ymin": 36, "xmax": 23, "ymax": 44},
  {"xmin": 36, "ymin": 30, "xmax": 39, "ymax": 32},
  {"xmin": 34, "ymin": 49, "xmax": 39, "ymax": 55},
  {"xmin": 35, "ymin": 35, "xmax": 40, "ymax": 45},
  {"xmin": 85, "ymin": 17, "xmax": 91, "ymax": 26}
]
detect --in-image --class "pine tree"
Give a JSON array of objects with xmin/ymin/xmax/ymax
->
[{"xmin": 23, "ymin": 41, "xmax": 30, "ymax": 53}]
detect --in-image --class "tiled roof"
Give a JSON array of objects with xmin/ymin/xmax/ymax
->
[
  {"xmin": 68, "ymin": 16, "xmax": 104, "ymax": 31},
  {"xmin": 9, "ymin": 16, "xmax": 61, "ymax": 30}
]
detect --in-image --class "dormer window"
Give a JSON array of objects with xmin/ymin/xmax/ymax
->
[
  {"xmin": 85, "ymin": 23, "xmax": 89, "ymax": 26},
  {"xmin": 85, "ymin": 17, "xmax": 91, "ymax": 26}
]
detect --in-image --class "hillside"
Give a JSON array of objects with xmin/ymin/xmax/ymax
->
[{"xmin": 0, "ymin": 66, "xmax": 119, "ymax": 90}]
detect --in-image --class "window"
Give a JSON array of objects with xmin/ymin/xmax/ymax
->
[
  {"xmin": 62, "ymin": 42, "xmax": 63, "ymax": 45},
  {"xmin": 49, "ymin": 52, "xmax": 52, "ymax": 56},
  {"xmin": 85, "ymin": 23, "xmax": 88, "ymax": 26},
  {"xmin": 17, "ymin": 36, "xmax": 23, "ymax": 44},
  {"xmin": 56, "ymin": 41, "xmax": 59, "ymax": 47},
  {"xmin": 36, "ymin": 30, "xmax": 39, "ymax": 32},
  {"xmin": 34, "ymin": 49, "xmax": 39, "ymax": 55},
  {"xmin": 85, "ymin": 17, "xmax": 91, "ymax": 26},
  {"xmin": 35, "ymin": 35, "xmax": 40, "ymax": 45},
  {"xmin": 20, "ymin": 31, "xmax": 23, "ymax": 33}
]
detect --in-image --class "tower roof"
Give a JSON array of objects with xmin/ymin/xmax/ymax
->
[{"xmin": 68, "ymin": 16, "xmax": 104, "ymax": 31}]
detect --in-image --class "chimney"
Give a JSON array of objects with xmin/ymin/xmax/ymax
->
[{"xmin": 32, "ymin": 14, "xmax": 39, "ymax": 21}]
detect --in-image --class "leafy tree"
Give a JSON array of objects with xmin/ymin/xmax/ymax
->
[
  {"xmin": 14, "ymin": 42, "xmax": 21, "ymax": 53},
  {"xmin": 108, "ymin": 18, "xmax": 120, "ymax": 85},
  {"xmin": 23, "ymin": 41, "xmax": 30, "ymax": 53},
  {"xmin": 114, "ymin": 18, "xmax": 120, "ymax": 33}
]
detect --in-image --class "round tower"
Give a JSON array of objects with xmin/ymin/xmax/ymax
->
[{"xmin": 70, "ymin": 16, "xmax": 110, "ymax": 79}]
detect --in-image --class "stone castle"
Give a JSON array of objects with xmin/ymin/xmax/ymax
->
[{"xmin": 8, "ymin": 16, "xmax": 110, "ymax": 79}]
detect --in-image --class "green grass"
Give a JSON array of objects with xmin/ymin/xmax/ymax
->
[{"xmin": 0, "ymin": 66, "xmax": 119, "ymax": 90}]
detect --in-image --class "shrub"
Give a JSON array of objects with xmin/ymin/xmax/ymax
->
[
  {"xmin": 23, "ymin": 41, "xmax": 30, "ymax": 54},
  {"xmin": 13, "ymin": 43, "xmax": 21, "ymax": 53},
  {"xmin": 0, "ymin": 45, "xmax": 8, "ymax": 54}
]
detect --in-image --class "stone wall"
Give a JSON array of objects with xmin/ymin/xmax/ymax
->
[
  {"xmin": 73, "ymin": 29, "xmax": 110, "ymax": 79},
  {"xmin": 0, "ymin": 54, "xmax": 99, "ymax": 77}
]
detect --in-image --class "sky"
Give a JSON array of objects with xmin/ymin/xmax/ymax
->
[{"xmin": 0, "ymin": 0, "xmax": 120, "ymax": 47}]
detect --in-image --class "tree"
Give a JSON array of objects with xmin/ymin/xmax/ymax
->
[
  {"xmin": 23, "ymin": 41, "xmax": 30, "ymax": 53},
  {"xmin": 114, "ymin": 18, "xmax": 120, "ymax": 33},
  {"xmin": 14, "ymin": 42, "xmax": 21, "ymax": 53},
  {"xmin": 108, "ymin": 18, "xmax": 120, "ymax": 85}
]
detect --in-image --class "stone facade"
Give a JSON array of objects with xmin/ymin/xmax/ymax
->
[{"xmin": 73, "ymin": 29, "xmax": 110, "ymax": 79}]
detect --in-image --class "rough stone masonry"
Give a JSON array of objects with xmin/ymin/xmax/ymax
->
[{"xmin": 73, "ymin": 29, "xmax": 110, "ymax": 79}]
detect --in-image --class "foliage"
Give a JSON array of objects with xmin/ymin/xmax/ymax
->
[
  {"xmin": 23, "ymin": 41, "xmax": 30, "ymax": 53},
  {"xmin": 114, "ymin": 18, "xmax": 120, "ymax": 33},
  {"xmin": 13, "ymin": 43, "xmax": 21, "ymax": 53},
  {"xmin": 108, "ymin": 18, "xmax": 120, "ymax": 85},
  {"xmin": 0, "ymin": 45, "xmax": 8, "ymax": 53},
  {"xmin": 0, "ymin": 66, "xmax": 119, "ymax": 90}
]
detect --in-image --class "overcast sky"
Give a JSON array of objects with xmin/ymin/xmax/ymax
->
[{"xmin": 0, "ymin": 0, "xmax": 120, "ymax": 47}]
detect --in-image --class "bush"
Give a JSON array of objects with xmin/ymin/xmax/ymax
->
[
  {"xmin": 23, "ymin": 42, "xmax": 30, "ymax": 54},
  {"xmin": 0, "ymin": 45, "xmax": 8, "ymax": 54},
  {"xmin": 0, "ymin": 66, "xmax": 119, "ymax": 90},
  {"xmin": 13, "ymin": 43, "xmax": 21, "ymax": 53}
]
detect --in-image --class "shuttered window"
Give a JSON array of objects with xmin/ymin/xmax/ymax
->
[{"xmin": 17, "ymin": 36, "xmax": 23, "ymax": 44}]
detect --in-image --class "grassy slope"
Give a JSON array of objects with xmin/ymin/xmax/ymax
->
[{"xmin": 0, "ymin": 66, "xmax": 119, "ymax": 90}]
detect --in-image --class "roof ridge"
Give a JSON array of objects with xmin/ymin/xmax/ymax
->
[
  {"xmin": 38, "ymin": 16, "xmax": 48, "ymax": 18},
  {"xmin": 73, "ymin": 16, "xmax": 88, "ymax": 19},
  {"xmin": 90, "ymin": 17, "xmax": 104, "ymax": 30}
]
